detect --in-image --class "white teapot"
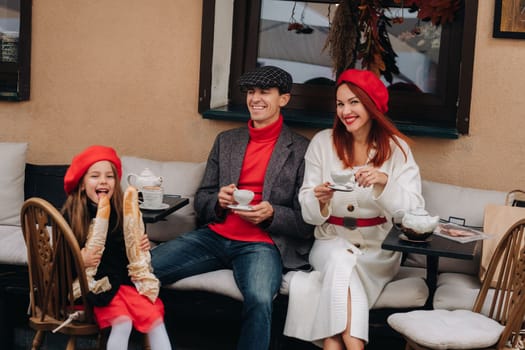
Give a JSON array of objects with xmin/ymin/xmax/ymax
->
[
  {"xmin": 401, "ymin": 207, "xmax": 440, "ymax": 234},
  {"xmin": 127, "ymin": 168, "xmax": 163, "ymax": 190}
]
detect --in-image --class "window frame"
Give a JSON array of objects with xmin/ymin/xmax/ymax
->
[
  {"xmin": 0, "ymin": 0, "xmax": 32, "ymax": 101},
  {"xmin": 198, "ymin": 0, "xmax": 478, "ymax": 136}
]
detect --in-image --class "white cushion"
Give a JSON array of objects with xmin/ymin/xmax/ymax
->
[
  {"xmin": 404, "ymin": 253, "xmax": 481, "ymax": 275},
  {"xmin": 163, "ymin": 267, "xmax": 428, "ymax": 307},
  {"xmin": 166, "ymin": 269, "xmax": 243, "ymax": 300},
  {"xmin": 121, "ymin": 156, "xmax": 206, "ymax": 241},
  {"xmin": 433, "ymin": 283, "xmax": 479, "ymax": 312},
  {"xmin": 0, "ymin": 225, "xmax": 27, "ymax": 265},
  {"xmin": 373, "ymin": 266, "xmax": 429, "ymax": 309},
  {"xmin": 0, "ymin": 142, "xmax": 27, "ymax": 226},
  {"xmin": 404, "ymin": 180, "xmax": 506, "ymax": 274},
  {"xmin": 437, "ymin": 272, "xmax": 480, "ymax": 289},
  {"xmin": 422, "ymin": 180, "xmax": 506, "ymax": 228},
  {"xmin": 433, "ymin": 272, "xmax": 498, "ymax": 316},
  {"xmin": 164, "ymin": 269, "xmax": 296, "ymax": 301},
  {"xmin": 388, "ymin": 309, "xmax": 504, "ymax": 349}
]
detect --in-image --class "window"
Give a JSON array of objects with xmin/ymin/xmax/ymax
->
[
  {"xmin": 0, "ymin": 0, "xmax": 31, "ymax": 101},
  {"xmin": 199, "ymin": 0, "xmax": 478, "ymax": 137}
]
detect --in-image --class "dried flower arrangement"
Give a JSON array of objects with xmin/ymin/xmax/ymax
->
[{"xmin": 324, "ymin": 0, "xmax": 461, "ymax": 81}]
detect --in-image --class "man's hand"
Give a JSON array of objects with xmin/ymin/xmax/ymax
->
[
  {"xmin": 217, "ymin": 183, "xmax": 237, "ymax": 209},
  {"xmin": 233, "ymin": 200, "xmax": 274, "ymax": 225}
]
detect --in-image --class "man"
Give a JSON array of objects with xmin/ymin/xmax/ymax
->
[{"xmin": 151, "ymin": 65, "xmax": 314, "ymax": 349}]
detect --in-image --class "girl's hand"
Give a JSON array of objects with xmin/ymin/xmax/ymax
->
[
  {"xmin": 354, "ymin": 167, "xmax": 388, "ymax": 188},
  {"xmin": 139, "ymin": 234, "xmax": 151, "ymax": 251},
  {"xmin": 81, "ymin": 247, "xmax": 101, "ymax": 268}
]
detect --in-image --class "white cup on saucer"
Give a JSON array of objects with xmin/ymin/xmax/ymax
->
[
  {"xmin": 330, "ymin": 169, "xmax": 353, "ymax": 187},
  {"xmin": 141, "ymin": 186, "xmax": 164, "ymax": 209},
  {"xmin": 233, "ymin": 189, "xmax": 254, "ymax": 206}
]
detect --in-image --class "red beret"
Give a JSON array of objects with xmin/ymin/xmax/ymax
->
[
  {"xmin": 64, "ymin": 145, "xmax": 122, "ymax": 194},
  {"xmin": 336, "ymin": 69, "xmax": 389, "ymax": 113}
]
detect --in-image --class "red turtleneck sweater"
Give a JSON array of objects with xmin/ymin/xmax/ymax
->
[{"xmin": 209, "ymin": 116, "xmax": 283, "ymax": 244}]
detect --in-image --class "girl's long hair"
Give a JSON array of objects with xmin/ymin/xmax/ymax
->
[
  {"xmin": 332, "ymin": 82, "xmax": 410, "ymax": 168},
  {"xmin": 61, "ymin": 163, "xmax": 124, "ymax": 246}
]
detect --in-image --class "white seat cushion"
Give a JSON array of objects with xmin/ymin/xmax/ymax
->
[
  {"xmin": 164, "ymin": 265, "xmax": 429, "ymax": 308},
  {"xmin": 437, "ymin": 272, "xmax": 481, "ymax": 289},
  {"xmin": 166, "ymin": 269, "xmax": 243, "ymax": 300},
  {"xmin": 433, "ymin": 272, "xmax": 499, "ymax": 316},
  {"xmin": 164, "ymin": 269, "xmax": 297, "ymax": 301},
  {"xmin": 433, "ymin": 284, "xmax": 479, "ymax": 312},
  {"xmin": 388, "ymin": 309, "xmax": 504, "ymax": 349},
  {"xmin": 0, "ymin": 225, "xmax": 27, "ymax": 265},
  {"xmin": 434, "ymin": 273, "xmax": 480, "ymax": 311},
  {"xmin": 373, "ymin": 266, "xmax": 429, "ymax": 308}
]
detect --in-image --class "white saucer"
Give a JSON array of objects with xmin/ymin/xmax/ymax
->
[
  {"xmin": 227, "ymin": 204, "xmax": 253, "ymax": 211},
  {"xmin": 328, "ymin": 184, "xmax": 354, "ymax": 192},
  {"xmin": 139, "ymin": 203, "xmax": 170, "ymax": 211}
]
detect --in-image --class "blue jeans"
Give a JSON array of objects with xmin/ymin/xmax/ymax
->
[{"xmin": 151, "ymin": 227, "xmax": 282, "ymax": 350}]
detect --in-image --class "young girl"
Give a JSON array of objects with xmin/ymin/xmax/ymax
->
[{"xmin": 62, "ymin": 145, "xmax": 171, "ymax": 350}]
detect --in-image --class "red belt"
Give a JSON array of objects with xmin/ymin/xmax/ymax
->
[{"xmin": 327, "ymin": 216, "xmax": 387, "ymax": 230}]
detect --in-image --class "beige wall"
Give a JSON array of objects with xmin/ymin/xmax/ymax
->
[{"xmin": 0, "ymin": 0, "xmax": 524, "ymax": 192}]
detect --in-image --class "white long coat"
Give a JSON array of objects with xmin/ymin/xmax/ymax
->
[{"xmin": 284, "ymin": 129, "xmax": 424, "ymax": 343}]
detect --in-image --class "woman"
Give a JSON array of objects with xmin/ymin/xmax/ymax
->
[{"xmin": 284, "ymin": 69, "xmax": 424, "ymax": 349}]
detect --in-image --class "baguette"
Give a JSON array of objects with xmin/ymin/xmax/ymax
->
[
  {"xmin": 123, "ymin": 186, "xmax": 159, "ymax": 303},
  {"xmin": 72, "ymin": 195, "xmax": 111, "ymax": 299}
]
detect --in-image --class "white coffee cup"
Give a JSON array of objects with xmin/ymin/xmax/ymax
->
[
  {"xmin": 233, "ymin": 189, "xmax": 254, "ymax": 206},
  {"xmin": 141, "ymin": 186, "xmax": 164, "ymax": 208},
  {"xmin": 330, "ymin": 169, "xmax": 353, "ymax": 186}
]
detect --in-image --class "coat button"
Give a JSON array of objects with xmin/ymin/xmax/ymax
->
[{"xmin": 347, "ymin": 204, "xmax": 355, "ymax": 212}]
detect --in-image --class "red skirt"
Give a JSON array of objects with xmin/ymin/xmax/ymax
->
[{"xmin": 93, "ymin": 285, "xmax": 165, "ymax": 333}]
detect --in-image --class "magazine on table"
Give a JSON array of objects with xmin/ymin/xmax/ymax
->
[{"xmin": 433, "ymin": 222, "xmax": 490, "ymax": 243}]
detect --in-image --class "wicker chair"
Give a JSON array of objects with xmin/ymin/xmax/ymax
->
[
  {"xmin": 21, "ymin": 197, "xmax": 100, "ymax": 349},
  {"xmin": 388, "ymin": 218, "xmax": 525, "ymax": 350}
]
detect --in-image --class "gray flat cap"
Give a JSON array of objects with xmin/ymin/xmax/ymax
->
[{"xmin": 238, "ymin": 66, "xmax": 293, "ymax": 94}]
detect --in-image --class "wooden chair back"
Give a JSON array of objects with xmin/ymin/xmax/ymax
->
[
  {"xmin": 21, "ymin": 197, "xmax": 99, "ymax": 349},
  {"xmin": 473, "ymin": 218, "xmax": 525, "ymax": 349}
]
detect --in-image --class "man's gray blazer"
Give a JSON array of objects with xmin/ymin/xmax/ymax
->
[{"xmin": 195, "ymin": 123, "xmax": 314, "ymax": 270}]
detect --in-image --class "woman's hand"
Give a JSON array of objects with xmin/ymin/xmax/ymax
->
[
  {"xmin": 314, "ymin": 182, "xmax": 334, "ymax": 203},
  {"xmin": 354, "ymin": 166, "xmax": 388, "ymax": 188},
  {"xmin": 314, "ymin": 182, "xmax": 334, "ymax": 215},
  {"xmin": 81, "ymin": 247, "xmax": 102, "ymax": 268},
  {"xmin": 139, "ymin": 233, "xmax": 151, "ymax": 251},
  {"xmin": 217, "ymin": 183, "xmax": 237, "ymax": 209}
]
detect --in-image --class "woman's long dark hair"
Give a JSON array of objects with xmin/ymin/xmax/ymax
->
[
  {"xmin": 332, "ymin": 81, "xmax": 410, "ymax": 168},
  {"xmin": 61, "ymin": 163, "xmax": 124, "ymax": 246}
]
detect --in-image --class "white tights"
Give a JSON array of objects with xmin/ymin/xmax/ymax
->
[
  {"xmin": 147, "ymin": 321, "xmax": 172, "ymax": 350},
  {"xmin": 106, "ymin": 317, "xmax": 172, "ymax": 350}
]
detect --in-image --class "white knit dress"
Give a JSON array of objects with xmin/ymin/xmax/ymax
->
[{"xmin": 284, "ymin": 129, "xmax": 424, "ymax": 344}]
